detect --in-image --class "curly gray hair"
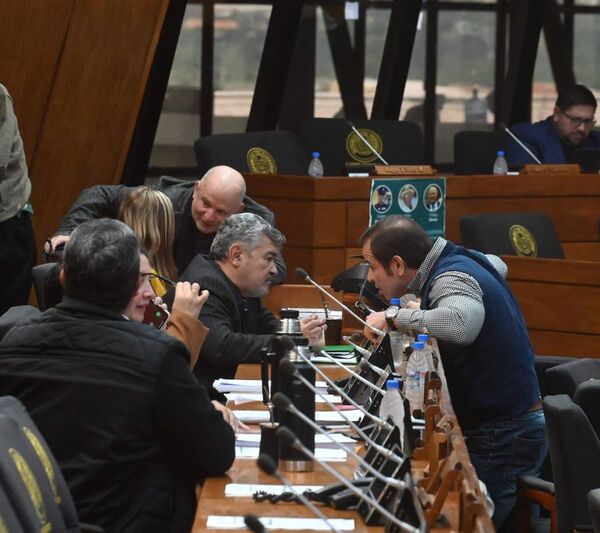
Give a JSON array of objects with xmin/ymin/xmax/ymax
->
[{"xmin": 209, "ymin": 213, "xmax": 285, "ymax": 261}]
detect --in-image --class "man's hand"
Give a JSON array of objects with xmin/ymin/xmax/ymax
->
[
  {"xmin": 211, "ymin": 401, "xmax": 251, "ymax": 433},
  {"xmin": 364, "ymin": 311, "xmax": 386, "ymax": 342},
  {"xmin": 172, "ymin": 282, "xmax": 209, "ymax": 318},
  {"xmin": 300, "ymin": 314, "xmax": 327, "ymax": 344},
  {"xmin": 44, "ymin": 235, "xmax": 70, "ymax": 260}
]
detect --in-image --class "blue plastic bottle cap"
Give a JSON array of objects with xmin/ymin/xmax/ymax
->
[
  {"xmin": 386, "ymin": 379, "xmax": 400, "ymax": 390},
  {"xmin": 312, "ymin": 151, "xmax": 320, "ymax": 158},
  {"xmin": 412, "ymin": 341, "xmax": 425, "ymax": 350},
  {"xmin": 497, "ymin": 150, "xmax": 505, "ymax": 157},
  {"xmin": 417, "ymin": 334, "xmax": 429, "ymax": 342},
  {"xmin": 390, "ymin": 298, "xmax": 401, "ymax": 306}
]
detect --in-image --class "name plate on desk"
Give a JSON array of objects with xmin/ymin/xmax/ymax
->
[
  {"xmin": 521, "ymin": 163, "xmax": 580, "ymax": 174},
  {"xmin": 373, "ymin": 165, "xmax": 436, "ymax": 175}
]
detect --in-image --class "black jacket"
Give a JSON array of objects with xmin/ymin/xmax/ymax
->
[
  {"xmin": 176, "ymin": 256, "xmax": 277, "ymax": 398},
  {"xmin": 53, "ymin": 177, "xmax": 286, "ymax": 279},
  {"xmin": 0, "ymin": 297, "xmax": 235, "ymax": 532}
]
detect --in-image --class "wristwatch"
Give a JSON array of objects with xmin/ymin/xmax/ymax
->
[{"xmin": 384, "ymin": 305, "xmax": 399, "ymax": 330}]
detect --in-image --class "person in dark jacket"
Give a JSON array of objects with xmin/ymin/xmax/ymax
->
[
  {"xmin": 0, "ymin": 218, "xmax": 235, "ymax": 532},
  {"xmin": 505, "ymin": 84, "xmax": 600, "ymax": 166},
  {"xmin": 45, "ymin": 165, "xmax": 286, "ymax": 281},
  {"xmin": 176, "ymin": 213, "xmax": 324, "ymax": 399}
]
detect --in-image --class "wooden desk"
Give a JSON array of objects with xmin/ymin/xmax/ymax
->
[
  {"xmin": 245, "ymin": 172, "xmax": 600, "ymax": 283},
  {"xmin": 193, "ymin": 343, "xmax": 494, "ymax": 532}
]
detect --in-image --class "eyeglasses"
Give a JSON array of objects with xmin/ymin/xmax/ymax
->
[
  {"xmin": 140, "ymin": 272, "xmax": 176, "ymax": 287},
  {"xmin": 560, "ymin": 109, "xmax": 596, "ymax": 128}
]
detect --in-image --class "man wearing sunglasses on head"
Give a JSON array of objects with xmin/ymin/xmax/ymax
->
[{"xmin": 505, "ymin": 83, "xmax": 600, "ymax": 166}]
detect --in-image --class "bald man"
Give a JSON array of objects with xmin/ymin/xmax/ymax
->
[{"xmin": 48, "ymin": 166, "xmax": 286, "ymax": 280}]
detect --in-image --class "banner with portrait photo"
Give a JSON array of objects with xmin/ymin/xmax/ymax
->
[{"xmin": 369, "ymin": 177, "xmax": 446, "ymax": 238}]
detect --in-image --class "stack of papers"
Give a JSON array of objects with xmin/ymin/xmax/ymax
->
[
  {"xmin": 232, "ymin": 409, "xmax": 362, "ymax": 425},
  {"xmin": 235, "ymin": 446, "xmax": 347, "ymax": 461},
  {"xmin": 235, "ymin": 432, "xmax": 355, "ymax": 450},
  {"xmin": 225, "ymin": 392, "xmax": 341, "ymax": 405},
  {"xmin": 214, "ymin": 379, "xmax": 329, "ymax": 394},
  {"xmin": 206, "ymin": 516, "xmax": 355, "ymax": 530},
  {"xmin": 224, "ymin": 483, "xmax": 323, "ymax": 497}
]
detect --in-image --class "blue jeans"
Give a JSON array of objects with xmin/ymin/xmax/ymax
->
[{"xmin": 464, "ymin": 409, "xmax": 548, "ymax": 530}]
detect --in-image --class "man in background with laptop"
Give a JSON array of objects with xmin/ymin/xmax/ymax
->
[{"xmin": 505, "ymin": 84, "xmax": 600, "ymax": 168}]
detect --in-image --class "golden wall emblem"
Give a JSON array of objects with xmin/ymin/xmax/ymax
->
[
  {"xmin": 509, "ymin": 224, "xmax": 538, "ymax": 257},
  {"xmin": 9, "ymin": 448, "xmax": 52, "ymax": 531},
  {"xmin": 246, "ymin": 147, "xmax": 277, "ymax": 174},
  {"xmin": 346, "ymin": 129, "xmax": 383, "ymax": 163},
  {"xmin": 23, "ymin": 426, "xmax": 61, "ymax": 503}
]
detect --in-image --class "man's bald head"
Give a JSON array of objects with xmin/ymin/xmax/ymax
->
[{"xmin": 191, "ymin": 165, "xmax": 246, "ymax": 234}]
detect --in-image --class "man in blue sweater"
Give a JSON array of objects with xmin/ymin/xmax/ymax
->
[
  {"xmin": 505, "ymin": 83, "xmax": 600, "ymax": 166},
  {"xmin": 361, "ymin": 215, "xmax": 546, "ymax": 530}
]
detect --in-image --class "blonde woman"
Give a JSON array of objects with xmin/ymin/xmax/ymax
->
[{"xmin": 117, "ymin": 187, "xmax": 177, "ymax": 296}]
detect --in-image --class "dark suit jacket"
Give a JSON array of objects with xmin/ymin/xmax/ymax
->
[
  {"xmin": 506, "ymin": 117, "xmax": 600, "ymax": 166},
  {"xmin": 176, "ymin": 256, "xmax": 278, "ymax": 398}
]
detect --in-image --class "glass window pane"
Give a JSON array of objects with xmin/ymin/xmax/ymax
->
[
  {"xmin": 532, "ymin": 34, "xmax": 556, "ymax": 123},
  {"xmin": 435, "ymin": 10, "xmax": 496, "ymax": 164},
  {"xmin": 574, "ymin": 13, "xmax": 600, "ymax": 97}
]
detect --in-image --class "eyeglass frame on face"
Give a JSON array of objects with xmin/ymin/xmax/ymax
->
[
  {"xmin": 559, "ymin": 108, "xmax": 596, "ymax": 128},
  {"xmin": 140, "ymin": 271, "xmax": 176, "ymax": 287}
]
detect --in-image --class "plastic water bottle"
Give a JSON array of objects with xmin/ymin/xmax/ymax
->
[
  {"xmin": 492, "ymin": 150, "xmax": 508, "ymax": 175},
  {"xmin": 404, "ymin": 341, "xmax": 429, "ymax": 414},
  {"xmin": 417, "ymin": 333, "xmax": 435, "ymax": 371},
  {"xmin": 378, "ymin": 379, "xmax": 405, "ymax": 431},
  {"xmin": 308, "ymin": 151, "xmax": 324, "ymax": 177}
]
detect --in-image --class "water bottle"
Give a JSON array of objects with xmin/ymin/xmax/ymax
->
[
  {"xmin": 308, "ymin": 151, "xmax": 324, "ymax": 177},
  {"xmin": 378, "ymin": 379, "xmax": 405, "ymax": 430},
  {"xmin": 492, "ymin": 150, "xmax": 508, "ymax": 175},
  {"xmin": 386, "ymin": 298, "xmax": 403, "ymax": 370},
  {"xmin": 404, "ymin": 341, "xmax": 429, "ymax": 414},
  {"xmin": 417, "ymin": 333, "xmax": 435, "ymax": 371}
]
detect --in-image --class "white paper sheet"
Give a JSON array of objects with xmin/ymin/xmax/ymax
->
[
  {"xmin": 206, "ymin": 515, "xmax": 355, "ymax": 530},
  {"xmin": 235, "ymin": 446, "xmax": 347, "ymax": 461},
  {"xmin": 235, "ymin": 432, "xmax": 355, "ymax": 449},
  {"xmin": 224, "ymin": 483, "xmax": 323, "ymax": 497},
  {"xmin": 226, "ymin": 392, "xmax": 341, "ymax": 405},
  {"xmin": 214, "ymin": 379, "xmax": 329, "ymax": 394},
  {"xmin": 233, "ymin": 409, "xmax": 362, "ymax": 425}
]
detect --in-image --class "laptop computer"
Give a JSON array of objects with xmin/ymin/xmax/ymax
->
[{"xmin": 572, "ymin": 149, "xmax": 600, "ymax": 173}]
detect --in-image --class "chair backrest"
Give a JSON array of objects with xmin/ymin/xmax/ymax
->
[
  {"xmin": 194, "ymin": 130, "xmax": 308, "ymax": 176},
  {"xmin": 453, "ymin": 130, "xmax": 506, "ymax": 175},
  {"xmin": 543, "ymin": 394, "xmax": 600, "ymax": 533},
  {"xmin": 0, "ymin": 483, "xmax": 22, "ymax": 532},
  {"xmin": 0, "ymin": 305, "xmax": 41, "ymax": 341},
  {"xmin": 459, "ymin": 212, "xmax": 565, "ymax": 258},
  {"xmin": 300, "ymin": 118, "xmax": 424, "ymax": 176},
  {"xmin": 544, "ymin": 358, "xmax": 600, "ymax": 398},
  {"xmin": 588, "ymin": 488, "xmax": 600, "ymax": 533},
  {"xmin": 0, "ymin": 396, "xmax": 80, "ymax": 531},
  {"xmin": 534, "ymin": 355, "xmax": 578, "ymax": 398},
  {"xmin": 32, "ymin": 262, "xmax": 60, "ymax": 311},
  {"xmin": 574, "ymin": 379, "xmax": 600, "ymax": 440}
]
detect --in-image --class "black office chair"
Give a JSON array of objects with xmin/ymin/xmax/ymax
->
[
  {"xmin": 544, "ymin": 358, "xmax": 600, "ymax": 398},
  {"xmin": 32, "ymin": 262, "xmax": 60, "ymax": 311},
  {"xmin": 0, "ymin": 305, "xmax": 41, "ymax": 341},
  {"xmin": 574, "ymin": 379, "xmax": 600, "ymax": 440},
  {"xmin": 453, "ymin": 130, "xmax": 507, "ymax": 175},
  {"xmin": 459, "ymin": 212, "xmax": 565, "ymax": 258},
  {"xmin": 300, "ymin": 118, "xmax": 424, "ymax": 176},
  {"xmin": 543, "ymin": 394, "xmax": 600, "ymax": 533},
  {"xmin": 588, "ymin": 488, "xmax": 600, "ymax": 533},
  {"xmin": 0, "ymin": 483, "xmax": 22, "ymax": 532},
  {"xmin": 194, "ymin": 130, "xmax": 308, "ymax": 176}
]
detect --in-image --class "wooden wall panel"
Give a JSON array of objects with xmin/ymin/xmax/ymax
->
[
  {"xmin": 0, "ymin": 0, "xmax": 74, "ymax": 163},
  {"xmin": 0, "ymin": 0, "xmax": 173, "ymax": 251}
]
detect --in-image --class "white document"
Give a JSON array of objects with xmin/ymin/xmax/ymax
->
[
  {"xmin": 233, "ymin": 409, "xmax": 362, "ymax": 425},
  {"xmin": 214, "ymin": 379, "xmax": 329, "ymax": 394},
  {"xmin": 224, "ymin": 483, "xmax": 322, "ymax": 497},
  {"xmin": 206, "ymin": 515, "xmax": 355, "ymax": 530},
  {"xmin": 226, "ymin": 392, "xmax": 341, "ymax": 405},
  {"xmin": 235, "ymin": 432, "xmax": 355, "ymax": 449},
  {"xmin": 235, "ymin": 446, "xmax": 347, "ymax": 461}
]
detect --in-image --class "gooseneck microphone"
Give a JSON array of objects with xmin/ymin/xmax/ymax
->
[
  {"xmin": 347, "ymin": 121, "xmax": 389, "ymax": 165},
  {"xmin": 276, "ymin": 428, "xmax": 419, "ymax": 533},
  {"xmin": 343, "ymin": 333, "xmax": 370, "ymax": 358},
  {"xmin": 272, "ymin": 392, "xmax": 405, "ymax": 490},
  {"xmin": 316, "ymin": 348, "xmax": 387, "ymax": 390},
  {"xmin": 257, "ymin": 454, "xmax": 342, "ymax": 533},
  {"xmin": 279, "ymin": 358, "xmax": 402, "ymax": 463},
  {"xmin": 503, "ymin": 125, "xmax": 542, "ymax": 164},
  {"xmin": 244, "ymin": 514, "xmax": 266, "ymax": 533},
  {"xmin": 295, "ymin": 268, "xmax": 385, "ymax": 337}
]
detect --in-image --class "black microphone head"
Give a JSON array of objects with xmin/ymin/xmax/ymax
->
[
  {"xmin": 349, "ymin": 332, "xmax": 363, "ymax": 342},
  {"xmin": 244, "ymin": 514, "xmax": 265, "ymax": 533},
  {"xmin": 295, "ymin": 267, "xmax": 309, "ymax": 280},
  {"xmin": 278, "ymin": 358, "xmax": 298, "ymax": 378},
  {"xmin": 278, "ymin": 335, "xmax": 296, "ymax": 351},
  {"xmin": 257, "ymin": 453, "xmax": 278, "ymax": 475},
  {"xmin": 276, "ymin": 426, "xmax": 299, "ymax": 447},
  {"xmin": 271, "ymin": 391, "xmax": 293, "ymax": 411}
]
